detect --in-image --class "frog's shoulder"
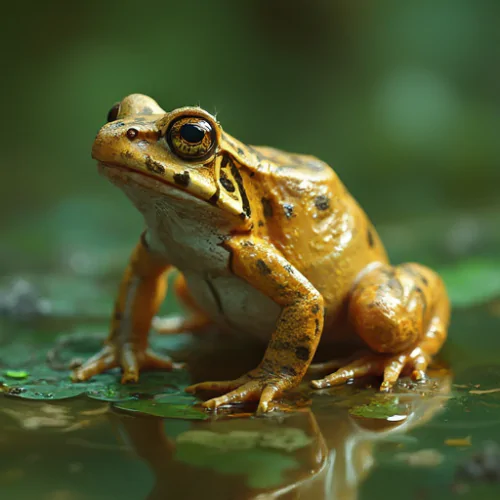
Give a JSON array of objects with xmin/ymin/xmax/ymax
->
[
  {"xmin": 219, "ymin": 131, "xmax": 336, "ymax": 184},
  {"xmin": 249, "ymin": 145, "xmax": 334, "ymax": 182}
]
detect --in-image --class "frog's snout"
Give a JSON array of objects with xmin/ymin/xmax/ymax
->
[{"xmin": 92, "ymin": 122, "xmax": 131, "ymax": 164}]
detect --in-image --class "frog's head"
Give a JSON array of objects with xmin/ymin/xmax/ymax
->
[{"xmin": 93, "ymin": 94, "xmax": 256, "ymax": 228}]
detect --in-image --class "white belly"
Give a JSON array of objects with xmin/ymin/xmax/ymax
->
[
  {"xmin": 183, "ymin": 271, "xmax": 281, "ymax": 339},
  {"xmin": 118, "ymin": 180, "xmax": 281, "ymax": 339}
]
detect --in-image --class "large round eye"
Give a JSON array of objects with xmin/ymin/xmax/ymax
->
[
  {"xmin": 166, "ymin": 117, "xmax": 216, "ymax": 161},
  {"xmin": 107, "ymin": 102, "xmax": 121, "ymax": 122}
]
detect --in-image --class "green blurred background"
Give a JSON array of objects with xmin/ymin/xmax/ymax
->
[{"xmin": 1, "ymin": 0, "xmax": 499, "ymax": 275}]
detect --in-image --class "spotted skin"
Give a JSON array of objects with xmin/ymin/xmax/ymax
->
[{"xmin": 73, "ymin": 93, "xmax": 451, "ymax": 413}]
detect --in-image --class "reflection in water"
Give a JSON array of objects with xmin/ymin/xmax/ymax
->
[{"xmin": 114, "ymin": 371, "xmax": 452, "ymax": 500}]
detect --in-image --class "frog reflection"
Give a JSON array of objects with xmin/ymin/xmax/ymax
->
[{"xmin": 112, "ymin": 371, "xmax": 452, "ymax": 500}]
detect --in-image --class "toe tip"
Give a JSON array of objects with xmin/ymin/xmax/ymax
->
[{"xmin": 310, "ymin": 380, "xmax": 326, "ymax": 389}]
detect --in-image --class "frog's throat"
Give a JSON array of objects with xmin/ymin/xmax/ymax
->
[{"xmin": 97, "ymin": 161, "xmax": 252, "ymax": 229}]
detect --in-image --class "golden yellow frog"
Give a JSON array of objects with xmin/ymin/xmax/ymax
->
[{"xmin": 72, "ymin": 94, "xmax": 450, "ymax": 413}]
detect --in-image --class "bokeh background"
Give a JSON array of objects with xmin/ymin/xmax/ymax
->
[{"xmin": 1, "ymin": 0, "xmax": 499, "ymax": 287}]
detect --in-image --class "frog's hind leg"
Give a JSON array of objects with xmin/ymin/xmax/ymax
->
[
  {"xmin": 153, "ymin": 273, "xmax": 212, "ymax": 334},
  {"xmin": 311, "ymin": 263, "xmax": 450, "ymax": 391}
]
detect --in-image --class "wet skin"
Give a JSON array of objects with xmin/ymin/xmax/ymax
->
[{"xmin": 72, "ymin": 94, "xmax": 450, "ymax": 413}]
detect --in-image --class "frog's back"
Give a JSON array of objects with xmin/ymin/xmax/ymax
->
[{"xmin": 242, "ymin": 145, "xmax": 388, "ymax": 327}]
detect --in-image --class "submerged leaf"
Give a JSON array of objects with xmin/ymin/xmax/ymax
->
[{"xmin": 349, "ymin": 396, "xmax": 406, "ymax": 420}]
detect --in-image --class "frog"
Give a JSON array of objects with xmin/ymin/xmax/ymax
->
[{"xmin": 72, "ymin": 94, "xmax": 450, "ymax": 413}]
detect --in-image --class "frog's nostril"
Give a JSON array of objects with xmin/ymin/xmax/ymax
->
[{"xmin": 126, "ymin": 128, "xmax": 138, "ymax": 140}]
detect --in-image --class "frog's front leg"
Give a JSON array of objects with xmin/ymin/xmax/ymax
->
[
  {"xmin": 186, "ymin": 236, "xmax": 324, "ymax": 413},
  {"xmin": 72, "ymin": 233, "xmax": 173, "ymax": 383}
]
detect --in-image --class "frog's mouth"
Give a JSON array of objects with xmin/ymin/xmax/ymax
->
[
  {"xmin": 97, "ymin": 161, "xmax": 251, "ymax": 227},
  {"xmin": 97, "ymin": 161, "xmax": 201, "ymax": 202}
]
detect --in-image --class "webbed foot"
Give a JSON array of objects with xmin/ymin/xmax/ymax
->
[
  {"xmin": 186, "ymin": 368, "xmax": 297, "ymax": 413},
  {"xmin": 71, "ymin": 343, "xmax": 174, "ymax": 384},
  {"xmin": 310, "ymin": 348, "xmax": 431, "ymax": 392}
]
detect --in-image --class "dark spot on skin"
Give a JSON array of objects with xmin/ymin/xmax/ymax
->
[
  {"xmin": 414, "ymin": 286, "xmax": 428, "ymax": 316},
  {"xmin": 141, "ymin": 106, "xmax": 153, "ymax": 115},
  {"xmin": 261, "ymin": 197, "xmax": 274, "ymax": 218},
  {"xmin": 421, "ymin": 276, "xmax": 429, "ymax": 286},
  {"xmin": 311, "ymin": 304, "xmax": 320, "ymax": 314},
  {"xmin": 219, "ymin": 171, "xmax": 235, "ymax": 192},
  {"xmin": 284, "ymin": 264, "xmax": 294, "ymax": 274},
  {"xmin": 283, "ymin": 203, "xmax": 294, "ymax": 219},
  {"xmin": 208, "ymin": 189, "xmax": 220, "ymax": 205},
  {"xmin": 145, "ymin": 156, "xmax": 165, "ymax": 175},
  {"xmin": 239, "ymin": 212, "xmax": 247, "ymax": 220},
  {"xmin": 314, "ymin": 195, "xmax": 330, "ymax": 211},
  {"xmin": 315, "ymin": 318, "xmax": 321, "ymax": 335},
  {"xmin": 281, "ymin": 366, "xmax": 298, "ymax": 378},
  {"xmin": 242, "ymin": 241, "xmax": 254, "ymax": 247},
  {"xmin": 269, "ymin": 339, "xmax": 294, "ymax": 351},
  {"xmin": 109, "ymin": 121, "xmax": 125, "ymax": 129},
  {"xmin": 258, "ymin": 220, "xmax": 264, "ymax": 227},
  {"xmin": 220, "ymin": 155, "xmax": 229, "ymax": 169},
  {"xmin": 237, "ymin": 147, "xmax": 245, "ymax": 156},
  {"xmin": 295, "ymin": 346, "xmax": 311, "ymax": 361},
  {"xmin": 249, "ymin": 172, "xmax": 255, "ymax": 177},
  {"xmin": 256, "ymin": 259, "xmax": 272, "ymax": 275},
  {"xmin": 173, "ymin": 171, "xmax": 190, "ymax": 187},
  {"xmin": 367, "ymin": 228, "xmax": 375, "ymax": 248},
  {"xmin": 121, "ymin": 151, "xmax": 133, "ymax": 160},
  {"xmin": 228, "ymin": 156, "xmax": 252, "ymax": 217}
]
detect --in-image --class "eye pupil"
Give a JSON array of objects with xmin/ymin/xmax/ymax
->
[{"xmin": 180, "ymin": 123, "xmax": 205, "ymax": 143}]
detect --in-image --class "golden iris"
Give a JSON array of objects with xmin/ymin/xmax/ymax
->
[{"xmin": 167, "ymin": 117, "xmax": 216, "ymax": 161}]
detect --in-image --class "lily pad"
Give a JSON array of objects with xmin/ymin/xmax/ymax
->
[
  {"xmin": 114, "ymin": 393, "xmax": 207, "ymax": 420},
  {"xmin": 0, "ymin": 331, "xmax": 194, "ymax": 412}
]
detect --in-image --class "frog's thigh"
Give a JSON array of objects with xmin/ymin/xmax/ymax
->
[
  {"xmin": 348, "ymin": 263, "xmax": 429, "ymax": 354},
  {"xmin": 311, "ymin": 263, "xmax": 449, "ymax": 390}
]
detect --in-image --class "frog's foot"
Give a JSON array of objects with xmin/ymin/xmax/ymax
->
[
  {"xmin": 310, "ymin": 348, "xmax": 431, "ymax": 392},
  {"xmin": 71, "ymin": 343, "xmax": 174, "ymax": 384},
  {"xmin": 186, "ymin": 369, "xmax": 295, "ymax": 413}
]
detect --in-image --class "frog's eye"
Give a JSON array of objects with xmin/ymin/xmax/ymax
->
[
  {"xmin": 107, "ymin": 102, "xmax": 121, "ymax": 123},
  {"xmin": 166, "ymin": 117, "xmax": 216, "ymax": 161}
]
